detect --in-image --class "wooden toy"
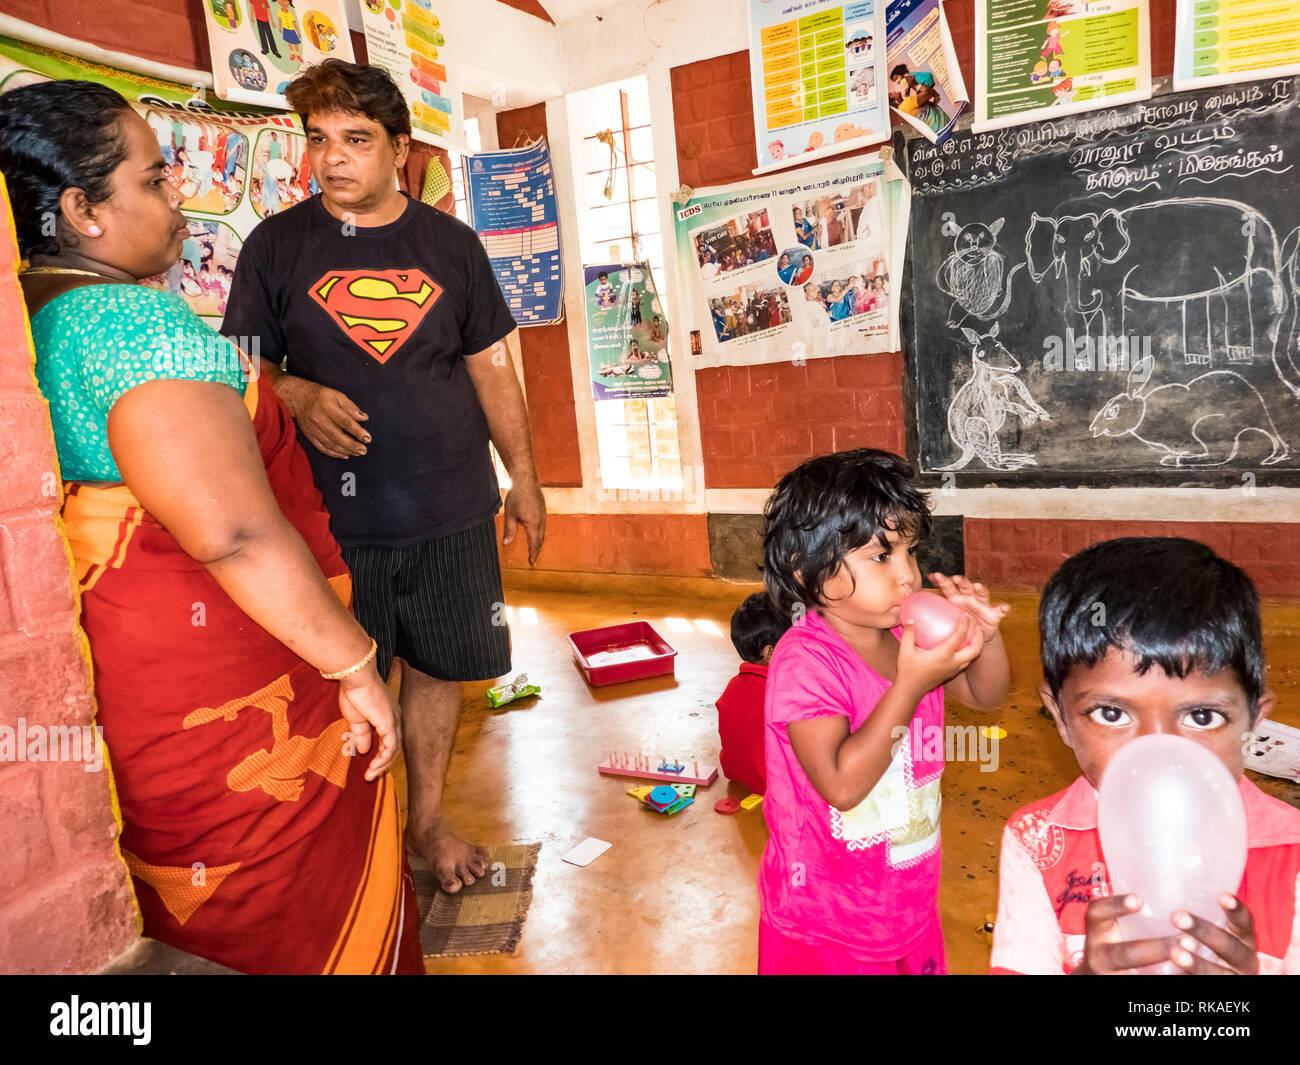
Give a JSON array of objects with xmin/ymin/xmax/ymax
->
[
  {"xmin": 599, "ymin": 751, "xmax": 718, "ymax": 786},
  {"xmin": 627, "ymin": 783, "xmax": 695, "ymax": 801}
]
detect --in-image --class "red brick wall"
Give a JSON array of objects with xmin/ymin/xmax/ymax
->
[
  {"xmin": 497, "ymin": 513, "xmax": 712, "ymax": 576},
  {"xmin": 698, "ymin": 354, "xmax": 905, "ymax": 488},
  {"xmin": 0, "ymin": 0, "xmax": 211, "ymax": 70},
  {"xmin": 965, "ymin": 519, "xmax": 1300, "ymax": 599},
  {"xmin": 0, "ymin": 181, "xmax": 139, "ymax": 974},
  {"xmin": 495, "ymin": 102, "xmax": 584, "ymax": 488},
  {"xmin": 670, "ymin": 3, "xmax": 1298, "ymax": 600},
  {"xmin": 672, "ymin": 54, "xmax": 909, "ymax": 490},
  {"xmin": 0, "ymin": 0, "xmax": 374, "ymax": 72}
]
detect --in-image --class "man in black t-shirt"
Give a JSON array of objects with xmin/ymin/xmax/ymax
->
[{"xmin": 223, "ymin": 60, "xmax": 547, "ymax": 894}]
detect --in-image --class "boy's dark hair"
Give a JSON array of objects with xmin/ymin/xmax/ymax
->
[
  {"xmin": 1039, "ymin": 537, "xmax": 1265, "ymax": 710},
  {"xmin": 598, "ymin": 271, "xmax": 608, "ymax": 280},
  {"xmin": 0, "ymin": 80, "xmax": 135, "ymax": 259},
  {"xmin": 891, "ymin": 64, "xmax": 910, "ymax": 79},
  {"xmin": 285, "ymin": 59, "xmax": 411, "ymax": 141},
  {"xmin": 763, "ymin": 448, "xmax": 932, "ymax": 618},
  {"xmin": 731, "ymin": 592, "xmax": 789, "ymax": 663}
]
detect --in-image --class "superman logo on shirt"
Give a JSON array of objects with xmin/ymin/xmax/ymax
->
[{"xmin": 309, "ymin": 268, "xmax": 443, "ymax": 363}]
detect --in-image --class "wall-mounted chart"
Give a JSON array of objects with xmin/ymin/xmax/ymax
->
[
  {"xmin": 748, "ymin": 0, "xmax": 891, "ymax": 172},
  {"xmin": 466, "ymin": 139, "xmax": 564, "ymax": 327}
]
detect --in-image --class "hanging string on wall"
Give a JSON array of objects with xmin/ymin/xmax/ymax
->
[{"xmin": 595, "ymin": 128, "xmax": 618, "ymax": 200}]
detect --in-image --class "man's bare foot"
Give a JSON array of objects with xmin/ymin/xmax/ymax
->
[{"xmin": 408, "ymin": 818, "xmax": 489, "ymax": 894}]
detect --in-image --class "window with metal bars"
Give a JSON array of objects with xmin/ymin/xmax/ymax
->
[{"xmin": 567, "ymin": 75, "xmax": 683, "ymax": 492}]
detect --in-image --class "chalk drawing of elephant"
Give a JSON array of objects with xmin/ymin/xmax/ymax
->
[{"xmin": 1025, "ymin": 197, "xmax": 1300, "ymax": 397}]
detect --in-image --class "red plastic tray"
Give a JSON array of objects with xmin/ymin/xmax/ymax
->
[{"xmin": 567, "ymin": 621, "xmax": 677, "ymax": 686}]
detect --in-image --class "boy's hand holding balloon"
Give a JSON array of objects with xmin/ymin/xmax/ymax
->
[
  {"xmin": 1074, "ymin": 892, "xmax": 1259, "ymax": 974},
  {"xmin": 1073, "ymin": 893, "xmax": 1178, "ymax": 974},
  {"xmin": 1169, "ymin": 894, "xmax": 1259, "ymax": 974}
]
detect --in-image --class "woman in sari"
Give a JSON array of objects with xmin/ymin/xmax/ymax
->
[{"xmin": 1, "ymin": 81, "xmax": 422, "ymax": 975}]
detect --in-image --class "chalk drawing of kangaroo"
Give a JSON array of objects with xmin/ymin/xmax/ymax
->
[{"xmin": 938, "ymin": 323, "xmax": 1051, "ymax": 471}]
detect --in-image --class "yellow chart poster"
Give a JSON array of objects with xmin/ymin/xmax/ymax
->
[
  {"xmin": 360, "ymin": 0, "xmax": 465, "ymax": 151},
  {"xmin": 1174, "ymin": 0, "xmax": 1300, "ymax": 90},
  {"xmin": 748, "ymin": 0, "xmax": 891, "ymax": 173}
]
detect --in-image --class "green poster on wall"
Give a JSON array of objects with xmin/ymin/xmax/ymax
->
[
  {"xmin": 973, "ymin": 0, "xmax": 1152, "ymax": 131},
  {"xmin": 583, "ymin": 262, "xmax": 674, "ymax": 400}
]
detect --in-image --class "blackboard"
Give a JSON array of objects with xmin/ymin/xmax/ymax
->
[{"xmin": 902, "ymin": 76, "xmax": 1300, "ymax": 487}]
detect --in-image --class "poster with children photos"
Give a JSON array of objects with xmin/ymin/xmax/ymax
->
[
  {"xmin": 0, "ymin": 34, "xmax": 318, "ymax": 326},
  {"xmin": 672, "ymin": 157, "xmax": 895, "ymax": 368},
  {"xmin": 201, "ymin": 0, "xmax": 354, "ymax": 107}
]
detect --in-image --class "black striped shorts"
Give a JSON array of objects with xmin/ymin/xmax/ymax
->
[{"xmin": 341, "ymin": 519, "xmax": 512, "ymax": 683}]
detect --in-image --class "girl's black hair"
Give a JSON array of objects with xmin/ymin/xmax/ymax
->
[
  {"xmin": 763, "ymin": 448, "xmax": 932, "ymax": 619},
  {"xmin": 0, "ymin": 80, "xmax": 134, "ymax": 259},
  {"xmin": 730, "ymin": 592, "xmax": 790, "ymax": 663},
  {"xmin": 1039, "ymin": 537, "xmax": 1265, "ymax": 710}
]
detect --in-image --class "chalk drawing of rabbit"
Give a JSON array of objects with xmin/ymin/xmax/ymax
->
[
  {"xmin": 938, "ymin": 323, "xmax": 1051, "ymax": 471},
  {"xmin": 1089, "ymin": 355, "xmax": 1290, "ymax": 466}
]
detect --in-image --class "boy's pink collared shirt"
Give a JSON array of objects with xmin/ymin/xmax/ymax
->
[{"xmin": 991, "ymin": 774, "xmax": 1300, "ymax": 974}]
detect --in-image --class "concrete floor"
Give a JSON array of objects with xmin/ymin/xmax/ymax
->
[{"xmin": 420, "ymin": 577, "xmax": 1300, "ymax": 975}]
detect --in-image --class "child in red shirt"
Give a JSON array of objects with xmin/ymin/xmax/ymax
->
[
  {"xmin": 715, "ymin": 592, "xmax": 789, "ymax": 795},
  {"xmin": 992, "ymin": 537, "xmax": 1300, "ymax": 974}
]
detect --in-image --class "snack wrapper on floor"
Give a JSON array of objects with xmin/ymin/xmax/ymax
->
[{"xmin": 486, "ymin": 673, "xmax": 541, "ymax": 708}]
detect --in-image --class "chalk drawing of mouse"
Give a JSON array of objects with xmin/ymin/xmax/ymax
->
[
  {"xmin": 1089, "ymin": 355, "xmax": 1290, "ymax": 466},
  {"xmin": 938, "ymin": 322, "xmax": 1051, "ymax": 471},
  {"xmin": 935, "ymin": 216, "xmax": 1025, "ymax": 327}
]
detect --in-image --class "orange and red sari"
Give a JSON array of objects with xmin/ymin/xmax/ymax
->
[{"xmin": 63, "ymin": 373, "xmax": 422, "ymax": 975}]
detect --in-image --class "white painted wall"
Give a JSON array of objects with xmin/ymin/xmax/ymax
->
[
  {"xmin": 458, "ymin": 2, "xmax": 565, "ymax": 108},
  {"xmin": 554, "ymin": 0, "xmax": 750, "ymax": 93}
]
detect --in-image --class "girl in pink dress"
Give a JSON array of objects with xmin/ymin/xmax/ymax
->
[{"xmin": 758, "ymin": 448, "xmax": 1012, "ymax": 974}]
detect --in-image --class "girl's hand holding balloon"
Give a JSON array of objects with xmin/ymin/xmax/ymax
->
[
  {"xmin": 897, "ymin": 611, "xmax": 984, "ymax": 696},
  {"xmin": 1073, "ymin": 893, "xmax": 1177, "ymax": 975},
  {"xmin": 928, "ymin": 572, "xmax": 1011, "ymax": 640},
  {"xmin": 1168, "ymin": 894, "xmax": 1259, "ymax": 974}
]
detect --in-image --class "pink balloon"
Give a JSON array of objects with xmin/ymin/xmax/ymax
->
[
  {"xmin": 899, "ymin": 591, "xmax": 968, "ymax": 649},
  {"xmin": 1097, "ymin": 734, "xmax": 1247, "ymax": 974}
]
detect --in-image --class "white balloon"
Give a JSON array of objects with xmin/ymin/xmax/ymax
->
[{"xmin": 1097, "ymin": 734, "xmax": 1247, "ymax": 975}]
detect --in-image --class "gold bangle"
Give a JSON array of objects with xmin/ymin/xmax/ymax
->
[{"xmin": 321, "ymin": 638, "xmax": 377, "ymax": 680}]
